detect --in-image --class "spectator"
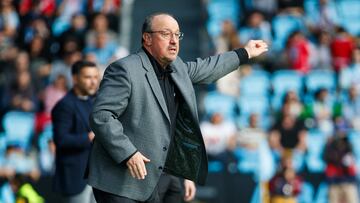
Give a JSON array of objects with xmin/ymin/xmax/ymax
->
[
  {"xmin": 85, "ymin": 12, "xmax": 117, "ymax": 47},
  {"xmin": 27, "ymin": 35, "xmax": 52, "ymax": 92},
  {"xmin": 52, "ymin": 0, "xmax": 87, "ymax": 36},
  {"xmin": 43, "ymin": 74, "xmax": 67, "ymax": 114},
  {"xmin": 313, "ymin": 31, "xmax": 332, "ymax": 70},
  {"xmin": 323, "ymin": 131, "xmax": 359, "ymax": 203},
  {"xmin": 88, "ymin": 0, "xmax": 121, "ymax": 32},
  {"xmin": 213, "ymin": 20, "xmax": 241, "ymax": 54},
  {"xmin": 9, "ymin": 174, "xmax": 44, "ymax": 203},
  {"xmin": 49, "ymin": 50, "xmax": 82, "ymax": 89},
  {"xmin": 281, "ymin": 90, "xmax": 304, "ymax": 119},
  {"xmin": 238, "ymin": 11, "xmax": 272, "ymax": 46},
  {"xmin": 285, "ymin": 31, "xmax": 311, "ymax": 74},
  {"xmin": 84, "ymin": 32, "xmax": 116, "ymax": 66},
  {"xmin": 1, "ymin": 70, "xmax": 38, "ymax": 113},
  {"xmin": 58, "ymin": 13, "xmax": 87, "ymax": 53},
  {"xmin": 0, "ymin": 0, "xmax": 20, "ymax": 42},
  {"xmin": 236, "ymin": 113, "xmax": 266, "ymax": 150},
  {"xmin": 269, "ymin": 155, "xmax": 302, "ymax": 203},
  {"xmin": 269, "ymin": 103, "xmax": 307, "ymax": 156},
  {"xmin": 341, "ymin": 86, "xmax": 360, "ymax": 131},
  {"xmin": 340, "ymin": 48, "xmax": 360, "ymax": 91},
  {"xmin": 306, "ymin": 88, "xmax": 335, "ymax": 136},
  {"xmin": 330, "ymin": 27, "xmax": 355, "ymax": 73},
  {"xmin": 200, "ymin": 112, "xmax": 237, "ymax": 163},
  {"xmin": 18, "ymin": 0, "xmax": 56, "ymax": 20}
]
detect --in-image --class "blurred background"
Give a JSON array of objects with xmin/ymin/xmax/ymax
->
[{"xmin": 1, "ymin": 0, "xmax": 360, "ymax": 202}]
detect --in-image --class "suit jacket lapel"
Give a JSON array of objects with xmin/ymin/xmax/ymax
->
[{"xmin": 137, "ymin": 50, "xmax": 171, "ymax": 123}]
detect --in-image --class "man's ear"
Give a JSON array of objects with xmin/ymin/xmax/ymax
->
[{"xmin": 143, "ymin": 33, "xmax": 152, "ymax": 46}]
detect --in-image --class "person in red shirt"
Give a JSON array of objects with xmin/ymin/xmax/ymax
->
[
  {"xmin": 285, "ymin": 31, "xmax": 311, "ymax": 74},
  {"xmin": 330, "ymin": 27, "xmax": 356, "ymax": 72}
]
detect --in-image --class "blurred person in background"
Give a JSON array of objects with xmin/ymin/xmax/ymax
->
[
  {"xmin": 0, "ymin": 0, "xmax": 19, "ymax": 43},
  {"xmin": 280, "ymin": 90, "xmax": 304, "ymax": 119},
  {"xmin": 340, "ymin": 48, "xmax": 360, "ymax": 92},
  {"xmin": 285, "ymin": 31, "xmax": 311, "ymax": 74},
  {"xmin": 214, "ymin": 20, "xmax": 241, "ymax": 54},
  {"xmin": 27, "ymin": 35, "xmax": 52, "ymax": 92},
  {"xmin": 238, "ymin": 11, "xmax": 272, "ymax": 47},
  {"xmin": 304, "ymin": 88, "xmax": 335, "ymax": 136},
  {"xmin": 88, "ymin": 0, "xmax": 121, "ymax": 32},
  {"xmin": 9, "ymin": 174, "xmax": 44, "ymax": 203},
  {"xmin": 313, "ymin": 31, "xmax": 332, "ymax": 70},
  {"xmin": 323, "ymin": 130, "xmax": 359, "ymax": 203},
  {"xmin": 1, "ymin": 70, "xmax": 38, "ymax": 113},
  {"xmin": 85, "ymin": 12, "xmax": 117, "ymax": 47},
  {"xmin": 236, "ymin": 113, "xmax": 266, "ymax": 150},
  {"xmin": 43, "ymin": 74, "xmax": 67, "ymax": 114},
  {"xmin": 51, "ymin": 60, "xmax": 99, "ymax": 203},
  {"xmin": 200, "ymin": 112, "xmax": 237, "ymax": 164},
  {"xmin": 52, "ymin": 0, "xmax": 87, "ymax": 36},
  {"xmin": 84, "ymin": 32, "xmax": 118, "ymax": 69},
  {"xmin": 269, "ymin": 155, "xmax": 302, "ymax": 203},
  {"xmin": 49, "ymin": 49, "xmax": 82, "ymax": 89},
  {"xmin": 269, "ymin": 103, "xmax": 307, "ymax": 159},
  {"xmin": 58, "ymin": 13, "xmax": 87, "ymax": 53},
  {"xmin": 341, "ymin": 85, "xmax": 360, "ymax": 131},
  {"xmin": 330, "ymin": 27, "xmax": 355, "ymax": 73}
]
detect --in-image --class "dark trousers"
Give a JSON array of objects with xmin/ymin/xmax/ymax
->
[{"xmin": 93, "ymin": 173, "xmax": 182, "ymax": 203}]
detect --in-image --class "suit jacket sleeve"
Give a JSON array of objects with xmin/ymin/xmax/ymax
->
[
  {"xmin": 185, "ymin": 50, "xmax": 243, "ymax": 84},
  {"xmin": 52, "ymin": 101, "xmax": 91, "ymax": 149},
  {"xmin": 89, "ymin": 62, "xmax": 137, "ymax": 164}
]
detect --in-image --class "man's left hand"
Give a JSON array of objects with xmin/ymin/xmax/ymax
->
[
  {"xmin": 183, "ymin": 179, "xmax": 196, "ymax": 202},
  {"xmin": 244, "ymin": 40, "xmax": 268, "ymax": 59}
]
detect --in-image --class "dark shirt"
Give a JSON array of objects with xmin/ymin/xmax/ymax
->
[
  {"xmin": 143, "ymin": 47, "xmax": 179, "ymax": 136},
  {"xmin": 272, "ymin": 118, "xmax": 306, "ymax": 149},
  {"xmin": 75, "ymin": 94, "xmax": 94, "ymax": 132}
]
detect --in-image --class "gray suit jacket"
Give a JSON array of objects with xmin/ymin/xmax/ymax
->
[{"xmin": 87, "ymin": 49, "xmax": 242, "ymax": 201}]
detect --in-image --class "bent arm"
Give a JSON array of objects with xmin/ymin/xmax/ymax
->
[
  {"xmin": 90, "ymin": 62, "xmax": 137, "ymax": 164},
  {"xmin": 186, "ymin": 49, "xmax": 248, "ymax": 84}
]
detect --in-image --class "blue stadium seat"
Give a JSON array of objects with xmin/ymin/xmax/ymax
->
[
  {"xmin": 203, "ymin": 91, "xmax": 238, "ymax": 121},
  {"xmin": 313, "ymin": 182, "xmax": 328, "ymax": 203},
  {"xmin": 272, "ymin": 70, "xmax": 303, "ymax": 110},
  {"xmin": 348, "ymin": 131, "xmax": 360, "ymax": 177},
  {"xmin": 305, "ymin": 129, "xmax": 327, "ymax": 173},
  {"xmin": 336, "ymin": 0, "xmax": 360, "ymax": 36},
  {"xmin": 235, "ymin": 140, "xmax": 275, "ymax": 181},
  {"xmin": 240, "ymin": 70, "xmax": 270, "ymax": 97},
  {"xmin": 206, "ymin": 0, "xmax": 240, "ymax": 38},
  {"xmin": 38, "ymin": 124, "xmax": 55, "ymax": 174},
  {"xmin": 272, "ymin": 70, "xmax": 303, "ymax": 96},
  {"xmin": 237, "ymin": 96, "xmax": 270, "ymax": 129},
  {"xmin": 297, "ymin": 181, "xmax": 315, "ymax": 203},
  {"xmin": 304, "ymin": 0, "xmax": 340, "ymax": 28},
  {"xmin": 271, "ymin": 14, "xmax": 306, "ymax": 51},
  {"xmin": 2, "ymin": 111, "xmax": 35, "ymax": 151},
  {"xmin": 305, "ymin": 70, "xmax": 336, "ymax": 94}
]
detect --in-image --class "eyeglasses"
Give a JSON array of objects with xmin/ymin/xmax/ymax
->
[{"xmin": 147, "ymin": 30, "xmax": 184, "ymax": 40}]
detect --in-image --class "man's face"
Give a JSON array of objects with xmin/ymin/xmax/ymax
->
[
  {"xmin": 143, "ymin": 15, "xmax": 180, "ymax": 67},
  {"xmin": 74, "ymin": 67, "xmax": 100, "ymax": 96}
]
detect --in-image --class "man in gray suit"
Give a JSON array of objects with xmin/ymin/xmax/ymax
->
[{"xmin": 87, "ymin": 12, "xmax": 268, "ymax": 203}]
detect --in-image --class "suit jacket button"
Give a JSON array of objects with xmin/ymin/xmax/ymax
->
[
  {"xmin": 158, "ymin": 166, "xmax": 163, "ymax": 170},
  {"xmin": 163, "ymin": 146, "xmax": 167, "ymax": 151}
]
